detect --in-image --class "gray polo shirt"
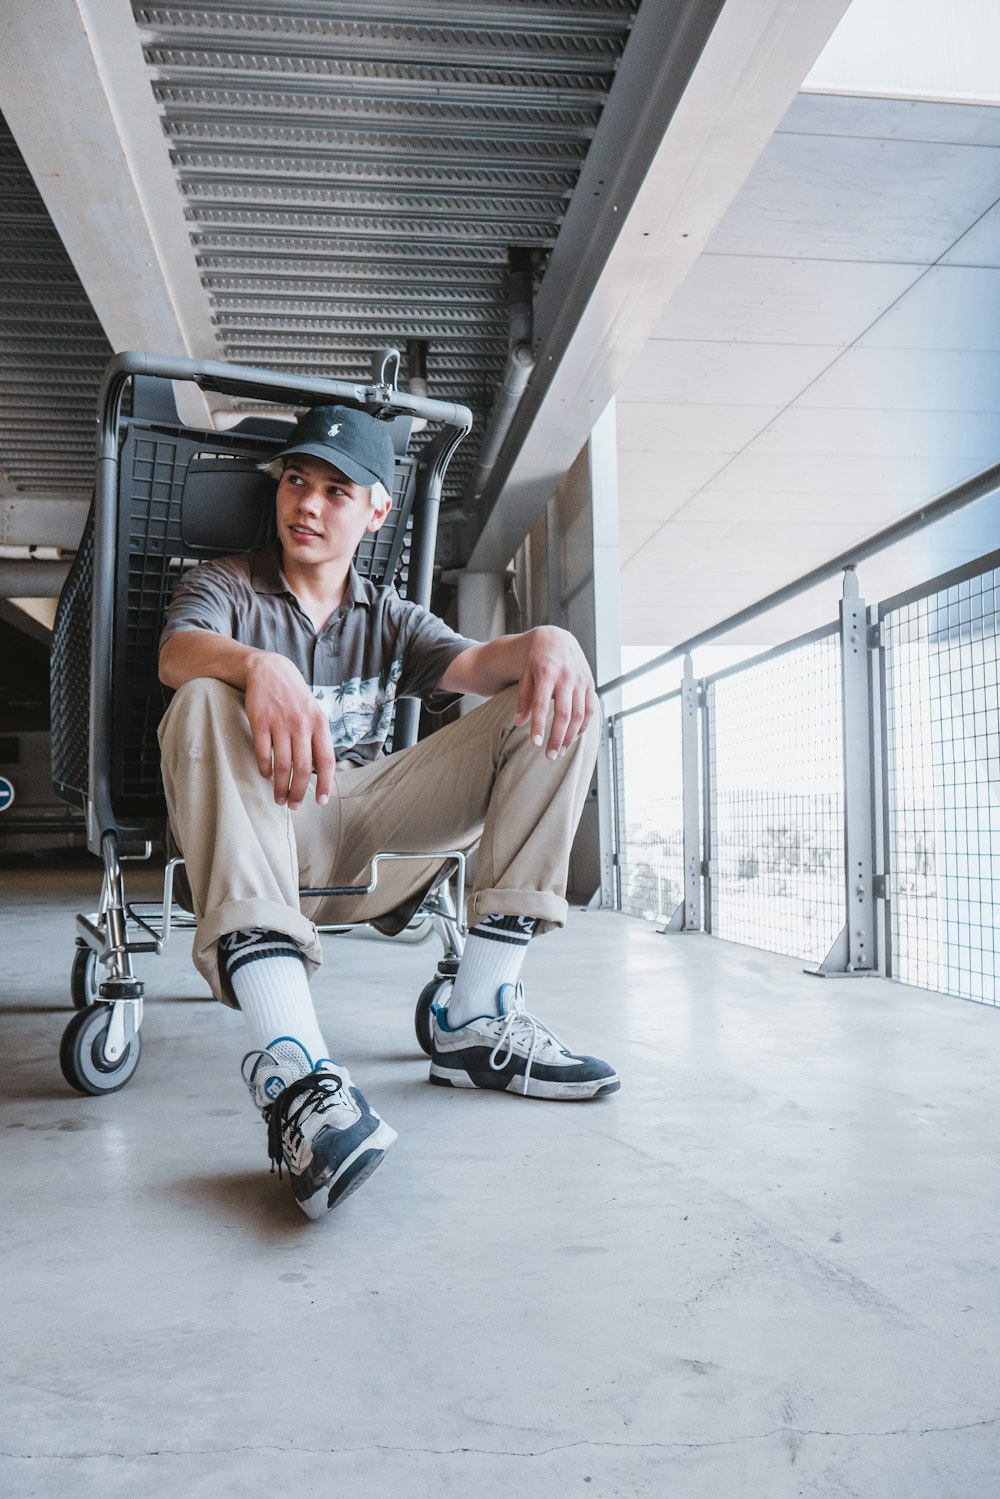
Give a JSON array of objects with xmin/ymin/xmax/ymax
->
[{"xmin": 160, "ymin": 543, "xmax": 477, "ymax": 766}]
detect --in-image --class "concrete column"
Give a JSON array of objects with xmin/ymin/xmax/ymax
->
[
  {"xmin": 586, "ymin": 398, "xmax": 622, "ymax": 909},
  {"xmin": 588, "ymin": 398, "xmax": 622, "ymax": 696},
  {"xmin": 457, "ymin": 569, "xmax": 506, "ymax": 713}
]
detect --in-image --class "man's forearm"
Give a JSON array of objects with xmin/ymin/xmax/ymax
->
[
  {"xmin": 158, "ymin": 629, "xmax": 264, "ymax": 691},
  {"xmin": 437, "ymin": 624, "xmax": 597, "ymax": 756},
  {"xmin": 437, "ymin": 629, "xmax": 545, "ymax": 697}
]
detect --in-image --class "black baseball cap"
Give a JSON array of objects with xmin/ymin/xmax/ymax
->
[{"xmin": 271, "ymin": 404, "xmax": 395, "ymax": 492}]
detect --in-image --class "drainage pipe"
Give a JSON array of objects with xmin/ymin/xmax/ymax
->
[{"xmin": 463, "ymin": 248, "xmax": 535, "ymax": 504}]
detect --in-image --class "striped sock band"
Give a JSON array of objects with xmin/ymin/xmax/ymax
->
[
  {"xmin": 445, "ymin": 913, "xmax": 538, "ymax": 1027},
  {"xmin": 219, "ymin": 928, "xmax": 305, "ymax": 983},
  {"xmin": 219, "ymin": 928, "xmax": 331, "ymax": 1071}
]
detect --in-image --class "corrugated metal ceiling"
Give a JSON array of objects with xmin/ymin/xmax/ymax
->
[
  {"xmin": 138, "ymin": 0, "xmax": 639, "ymax": 495},
  {"xmin": 0, "ymin": 0, "xmax": 639, "ymax": 503},
  {"xmin": 0, "ymin": 115, "xmax": 112, "ymax": 496}
]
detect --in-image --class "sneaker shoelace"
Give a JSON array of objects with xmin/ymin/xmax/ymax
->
[
  {"xmin": 264, "ymin": 1070, "xmax": 348, "ymax": 1179},
  {"xmin": 488, "ymin": 984, "xmax": 569, "ymax": 1095}
]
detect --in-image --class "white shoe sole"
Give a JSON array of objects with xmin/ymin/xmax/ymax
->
[
  {"xmin": 297, "ymin": 1119, "xmax": 398, "ymax": 1220},
  {"xmin": 428, "ymin": 1063, "xmax": 620, "ymax": 1101}
]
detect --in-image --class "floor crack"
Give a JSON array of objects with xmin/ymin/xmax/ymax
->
[{"xmin": 2, "ymin": 1415, "xmax": 998, "ymax": 1463}]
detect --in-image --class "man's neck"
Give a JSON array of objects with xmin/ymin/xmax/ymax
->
[{"xmin": 280, "ymin": 552, "xmax": 353, "ymax": 633}]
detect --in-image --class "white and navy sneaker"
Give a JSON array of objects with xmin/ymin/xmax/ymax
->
[
  {"xmin": 428, "ymin": 983, "xmax": 620, "ymax": 1100},
  {"xmin": 242, "ymin": 1040, "xmax": 397, "ymax": 1219}
]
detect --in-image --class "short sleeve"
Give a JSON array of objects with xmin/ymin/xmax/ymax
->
[
  {"xmin": 159, "ymin": 559, "xmax": 240, "ymax": 648},
  {"xmin": 393, "ymin": 600, "xmax": 478, "ymax": 705}
]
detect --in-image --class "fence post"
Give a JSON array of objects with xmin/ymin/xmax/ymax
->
[
  {"xmin": 595, "ymin": 716, "xmax": 619, "ymax": 910},
  {"xmin": 815, "ymin": 566, "xmax": 877, "ymax": 974},
  {"xmin": 868, "ymin": 599, "xmax": 890, "ymax": 976},
  {"xmin": 662, "ymin": 653, "xmax": 701, "ymax": 932},
  {"xmin": 701, "ymin": 674, "xmax": 714, "ymax": 935}
]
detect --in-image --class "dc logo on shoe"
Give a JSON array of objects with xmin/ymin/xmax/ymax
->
[{"xmin": 263, "ymin": 1075, "xmax": 286, "ymax": 1100}]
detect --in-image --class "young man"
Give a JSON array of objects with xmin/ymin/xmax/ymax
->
[{"xmin": 158, "ymin": 404, "xmax": 619, "ymax": 1221}]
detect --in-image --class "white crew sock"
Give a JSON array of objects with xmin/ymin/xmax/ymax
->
[
  {"xmin": 445, "ymin": 914, "xmax": 537, "ymax": 1027},
  {"xmin": 219, "ymin": 929, "xmax": 331, "ymax": 1074}
]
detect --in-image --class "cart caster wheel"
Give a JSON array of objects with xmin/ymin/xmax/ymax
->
[
  {"xmin": 60, "ymin": 1004, "xmax": 143, "ymax": 1096},
  {"xmin": 70, "ymin": 946, "xmax": 100, "ymax": 1010},
  {"xmin": 414, "ymin": 976, "xmax": 452, "ymax": 1057}
]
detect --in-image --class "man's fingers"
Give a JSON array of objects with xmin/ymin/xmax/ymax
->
[
  {"xmin": 530, "ymin": 670, "xmax": 556, "ymax": 748},
  {"xmin": 270, "ymin": 733, "xmax": 293, "ymax": 805},
  {"xmin": 561, "ymin": 686, "xmax": 587, "ymax": 752},
  {"xmin": 253, "ymin": 727, "xmax": 274, "ymax": 782},
  {"xmin": 286, "ymin": 731, "xmax": 314, "ymax": 809},
  {"xmin": 514, "ymin": 669, "xmax": 534, "ymax": 728},
  {"xmin": 544, "ymin": 687, "xmax": 573, "ymax": 759},
  {"xmin": 251, "ymin": 700, "xmax": 336, "ymax": 807},
  {"xmin": 581, "ymin": 684, "xmax": 598, "ymax": 734},
  {"xmin": 313, "ymin": 729, "xmax": 336, "ymax": 805}
]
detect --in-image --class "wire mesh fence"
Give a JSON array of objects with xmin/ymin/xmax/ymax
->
[
  {"xmin": 606, "ymin": 547, "xmax": 1000, "ymax": 1002},
  {"xmin": 705, "ymin": 629, "xmax": 844, "ymax": 965},
  {"xmin": 611, "ymin": 692, "xmax": 686, "ymax": 923},
  {"xmin": 881, "ymin": 562, "xmax": 1000, "ymax": 1005}
]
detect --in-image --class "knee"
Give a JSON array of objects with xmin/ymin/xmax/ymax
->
[
  {"xmin": 173, "ymin": 676, "xmax": 239, "ymax": 706},
  {"xmin": 160, "ymin": 676, "xmax": 247, "ymax": 743},
  {"xmin": 494, "ymin": 683, "xmax": 521, "ymax": 717}
]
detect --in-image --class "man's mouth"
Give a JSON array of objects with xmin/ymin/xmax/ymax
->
[{"xmin": 289, "ymin": 524, "xmax": 321, "ymax": 539}]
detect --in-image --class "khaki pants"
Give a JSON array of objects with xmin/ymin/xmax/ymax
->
[{"xmin": 158, "ymin": 679, "xmax": 599, "ymax": 1005}]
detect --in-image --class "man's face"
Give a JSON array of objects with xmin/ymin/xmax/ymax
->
[{"xmin": 275, "ymin": 453, "xmax": 391, "ymax": 570}]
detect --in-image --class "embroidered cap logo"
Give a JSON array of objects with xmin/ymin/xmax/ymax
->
[{"xmin": 327, "ymin": 422, "xmax": 342, "ymax": 439}]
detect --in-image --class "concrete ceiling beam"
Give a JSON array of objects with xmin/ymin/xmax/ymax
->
[
  {"xmin": 464, "ymin": 0, "xmax": 853, "ymax": 571},
  {"xmin": 0, "ymin": 497, "xmax": 89, "ymax": 551},
  {"xmin": 0, "ymin": 0, "xmax": 218, "ymax": 423},
  {"xmin": 0, "ymin": 562, "xmax": 70, "ymax": 598}
]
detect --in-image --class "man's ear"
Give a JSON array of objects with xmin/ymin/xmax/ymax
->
[{"xmin": 366, "ymin": 487, "xmax": 393, "ymax": 533}]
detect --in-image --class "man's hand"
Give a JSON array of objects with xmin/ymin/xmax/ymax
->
[
  {"xmin": 159, "ymin": 630, "xmax": 334, "ymax": 808},
  {"xmin": 433, "ymin": 624, "xmax": 599, "ymax": 756},
  {"xmin": 244, "ymin": 652, "xmax": 335, "ymax": 809},
  {"xmin": 512, "ymin": 626, "xmax": 597, "ymax": 758}
]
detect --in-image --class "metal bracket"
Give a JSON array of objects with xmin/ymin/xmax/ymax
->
[
  {"xmin": 372, "ymin": 346, "xmax": 401, "ymax": 392},
  {"xmin": 102, "ymin": 997, "xmax": 142, "ymax": 1062},
  {"xmin": 659, "ymin": 901, "xmax": 685, "ymax": 933},
  {"xmin": 809, "ymin": 925, "xmax": 876, "ymax": 979},
  {"xmin": 812, "ymin": 925, "xmax": 848, "ymax": 976}
]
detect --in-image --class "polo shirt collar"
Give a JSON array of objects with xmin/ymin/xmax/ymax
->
[{"xmin": 248, "ymin": 542, "xmax": 372, "ymax": 609}]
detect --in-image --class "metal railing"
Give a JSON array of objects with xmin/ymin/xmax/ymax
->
[
  {"xmin": 703, "ymin": 625, "xmax": 844, "ymax": 967},
  {"xmin": 879, "ymin": 557, "xmax": 1000, "ymax": 1003},
  {"xmin": 611, "ymin": 689, "xmax": 685, "ymax": 923},
  {"xmin": 597, "ymin": 462, "xmax": 1000, "ymax": 1006}
]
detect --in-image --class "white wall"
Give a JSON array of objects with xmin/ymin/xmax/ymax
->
[{"xmin": 806, "ymin": 0, "xmax": 1000, "ymax": 103}]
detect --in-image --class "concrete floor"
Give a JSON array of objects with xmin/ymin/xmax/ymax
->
[{"xmin": 1, "ymin": 856, "xmax": 999, "ymax": 1499}]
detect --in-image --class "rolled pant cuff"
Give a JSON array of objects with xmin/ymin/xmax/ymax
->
[
  {"xmin": 469, "ymin": 887, "xmax": 568, "ymax": 934},
  {"xmin": 194, "ymin": 899, "xmax": 323, "ymax": 1007}
]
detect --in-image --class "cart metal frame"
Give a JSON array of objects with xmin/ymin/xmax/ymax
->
[{"xmin": 53, "ymin": 349, "xmax": 473, "ymax": 1091}]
